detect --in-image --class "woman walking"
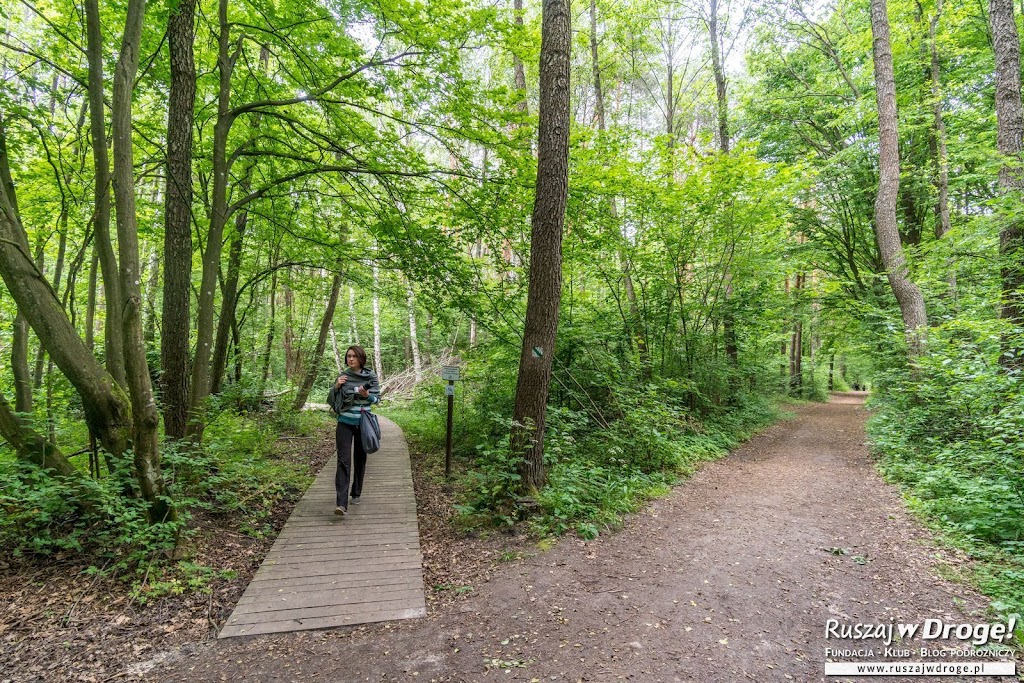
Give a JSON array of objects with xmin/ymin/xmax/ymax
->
[{"xmin": 326, "ymin": 345, "xmax": 381, "ymax": 516}]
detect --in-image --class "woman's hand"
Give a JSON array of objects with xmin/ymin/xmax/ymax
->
[
  {"xmin": 335, "ymin": 375, "xmax": 347, "ymax": 389},
  {"xmin": 356, "ymin": 386, "xmax": 370, "ymax": 398}
]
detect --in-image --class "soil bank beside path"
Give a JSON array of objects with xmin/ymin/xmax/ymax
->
[{"xmin": 148, "ymin": 394, "xmax": 1018, "ymax": 683}]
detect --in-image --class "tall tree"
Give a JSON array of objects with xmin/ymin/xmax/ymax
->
[
  {"xmin": 188, "ymin": 0, "xmax": 241, "ymax": 428},
  {"xmin": 162, "ymin": 0, "xmax": 197, "ymax": 439},
  {"xmin": 870, "ymin": 0, "xmax": 928, "ymax": 354},
  {"xmin": 514, "ymin": 0, "xmax": 529, "ymax": 115},
  {"xmin": 112, "ymin": 0, "xmax": 174, "ymax": 522},
  {"xmin": 291, "ymin": 271, "xmax": 343, "ymax": 411},
  {"xmin": 989, "ymin": 0, "xmax": 1024, "ymax": 370},
  {"xmin": 706, "ymin": 0, "xmax": 738, "ymax": 367},
  {"xmin": 510, "ymin": 0, "xmax": 571, "ymax": 494},
  {"xmin": 589, "ymin": 0, "xmax": 648, "ymax": 369},
  {"xmin": 84, "ymin": 0, "xmax": 126, "ymax": 389},
  {"xmin": 928, "ymin": 0, "xmax": 951, "ymax": 240}
]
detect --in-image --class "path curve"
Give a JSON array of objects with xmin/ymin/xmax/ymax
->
[{"xmin": 152, "ymin": 395, "xmax": 1016, "ymax": 682}]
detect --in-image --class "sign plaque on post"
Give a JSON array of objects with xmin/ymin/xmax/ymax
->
[{"xmin": 441, "ymin": 367, "xmax": 459, "ymax": 477}]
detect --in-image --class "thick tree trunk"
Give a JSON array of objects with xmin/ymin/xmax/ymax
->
[
  {"xmin": 84, "ymin": 0, "xmax": 126, "ymax": 390},
  {"xmin": 510, "ymin": 0, "xmax": 570, "ymax": 495},
  {"xmin": 989, "ymin": 0, "xmax": 1024, "ymax": 370},
  {"xmin": 112, "ymin": 0, "xmax": 174, "ymax": 523},
  {"xmin": 870, "ymin": 0, "xmax": 929, "ymax": 354},
  {"xmin": 161, "ymin": 0, "xmax": 197, "ymax": 440},
  {"xmin": 291, "ymin": 272, "xmax": 343, "ymax": 411}
]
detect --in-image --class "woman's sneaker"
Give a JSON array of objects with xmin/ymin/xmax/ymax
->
[
  {"xmin": 351, "ymin": 496, "xmax": 361, "ymax": 505},
  {"xmin": 334, "ymin": 506, "xmax": 347, "ymax": 516}
]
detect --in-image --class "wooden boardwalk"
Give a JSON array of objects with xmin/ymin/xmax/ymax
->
[{"xmin": 219, "ymin": 416, "xmax": 426, "ymax": 638}]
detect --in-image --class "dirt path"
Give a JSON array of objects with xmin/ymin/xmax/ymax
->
[{"xmin": 148, "ymin": 395, "xmax": 1017, "ymax": 682}]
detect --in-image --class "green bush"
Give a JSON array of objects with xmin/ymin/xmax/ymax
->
[
  {"xmin": 868, "ymin": 324, "xmax": 1024, "ymax": 622},
  {"xmin": 0, "ymin": 407, "xmax": 316, "ymax": 592}
]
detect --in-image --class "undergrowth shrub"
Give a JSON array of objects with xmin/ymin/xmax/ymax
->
[
  {"xmin": 0, "ymin": 407, "xmax": 319, "ymax": 598},
  {"xmin": 421, "ymin": 354, "xmax": 786, "ymax": 540},
  {"xmin": 868, "ymin": 324, "xmax": 1024, "ymax": 622}
]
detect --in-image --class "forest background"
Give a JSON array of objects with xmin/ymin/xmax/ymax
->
[{"xmin": 0, "ymin": 0, "xmax": 1021, "ymax": 633}]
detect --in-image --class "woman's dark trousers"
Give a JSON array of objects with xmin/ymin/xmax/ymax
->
[{"xmin": 335, "ymin": 422, "xmax": 367, "ymax": 508}]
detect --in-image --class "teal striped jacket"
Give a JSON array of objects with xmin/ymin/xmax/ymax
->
[{"xmin": 326, "ymin": 367, "xmax": 381, "ymax": 426}]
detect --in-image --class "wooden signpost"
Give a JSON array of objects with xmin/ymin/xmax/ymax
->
[{"xmin": 441, "ymin": 366, "xmax": 459, "ymax": 477}]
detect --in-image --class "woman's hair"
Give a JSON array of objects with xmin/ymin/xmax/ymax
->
[{"xmin": 345, "ymin": 345, "xmax": 368, "ymax": 369}]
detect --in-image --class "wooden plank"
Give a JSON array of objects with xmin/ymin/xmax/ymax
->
[
  {"xmin": 219, "ymin": 607, "xmax": 426, "ymax": 638},
  {"xmin": 218, "ymin": 415, "xmax": 425, "ymax": 639},
  {"xmin": 226, "ymin": 599, "xmax": 427, "ymax": 627},
  {"xmin": 234, "ymin": 587, "xmax": 425, "ymax": 614},
  {"xmin": 239, "ymin": 575, "xmax": 422, "ymax": 600},
  {"xmin": 247, "ymin": 568, "xmax": 423, "ymax": 590}
]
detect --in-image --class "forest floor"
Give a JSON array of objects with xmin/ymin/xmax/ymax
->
[{"xmin": 4, "ymin": 393, "xmax": 1020, "ymax": 682}]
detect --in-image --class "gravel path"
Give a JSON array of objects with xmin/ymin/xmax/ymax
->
[{"xmin": 148, "ymin": 394, "xmax": 1017, "ymax": 682}]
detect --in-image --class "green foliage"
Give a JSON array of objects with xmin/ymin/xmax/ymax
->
[
  {"xmin": 868, "ymin": 324, "xmax": 1024, "ymax": 620},
  {"xmin": 400, "ymin": 345, "xmax": 786, "ymax": 540},
  {"xmin": 0, "ymin": 408, "xmax": 314, "ymax": 593}
]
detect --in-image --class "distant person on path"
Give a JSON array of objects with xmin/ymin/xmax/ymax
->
[{"xmin": 327, "ymin": 345, "xmax": 381, "ymax": 516}]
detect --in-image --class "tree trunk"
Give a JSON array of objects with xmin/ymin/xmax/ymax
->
[
  {"xmin": 929, "ymin": 0, "xmax": 951, "ymax": 239},
  {"xmin": 330, "ymin": 322, "xmax": 343, "ymax": 374},
  {"xmin": 510, "ymin": 0, "xmax": 570, "ymax": 495},
  {"xmin": 373, "ymin": 259, "xmax": 384, "ymax": 378},
  {"xmin": 589, "ymin": 0, "xmax": 648, "ymax": 369},
  {"xmin": 112, "ymin": 0, "xmax": 175, "ymax": 523},
  {"xmin": 0, "ymin": 388, "xmax": 78, "ymax": 478},
  {"xmin": 258, "ymin": 262, "xmax": 277, "ymax": 394},
  {"xmin": 348, "ymin": 287, "xmax": 360, "ymax": 345},
  {"xmin": 211, "ymin": 44, "xmax": 268, "ymax": 397},
  {"xmin": 406, "ymin": 284, "xmax": 422, "ymax": 382},
  {"xmin": 514, "ymin": 0, "xmax": 528, "ymax": 115},
  {"xmin": 989, "ymin": 0, "xmax": 1024, "ymax": 370},
  {"xmin": 210, "ymin": 201, "xmax": 248, "ymax": 395},
  {"xmin": 12, "ymin": 313, "xmax": 32, "ymax": 413},
  {"xmin": 0, "ymin": 113, "xmax": 132, "ymax": 463},
  {"xmin": 870, "ymin": 0, "xmax": 929, "ymax": 354},
  {"xmin": 143, "ymin": 246, "xmax": 160, "ymax": 345},
  {"xmin": 291, "ymin": 272, "xmax": 343, "ymax": 411},
  {"xmin": 84, "ymin": 0, "xmax": 126, "ymax": 390},
  {"xmin": 284, "ymin": 282, "xmax": 296, "ymax": 380},
  {"xmin": 85, "ymin": 247, "xmax": 98, "ymax": 351},
  {"xmin": 161, "ymin": 0, "xmax": 196, "ymax": 440},
  {"xmin": 189, "ymin": 0, "xmax": 240, "ymax": 428},
  {"xmin": 708, "ymin": 0, "xmax": 738, "ymax": 368}
]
